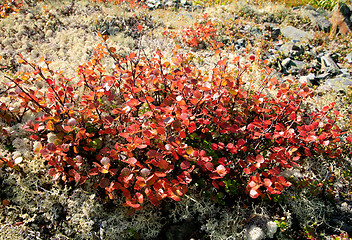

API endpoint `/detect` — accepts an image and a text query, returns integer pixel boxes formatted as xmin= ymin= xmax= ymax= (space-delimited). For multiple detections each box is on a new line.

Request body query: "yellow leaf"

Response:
xmin=73 ymin=146 xmax=79 ymax=154
xmin=46 ymin=120 xmax=55 ymax=131
xmin=185 ymin=146 xmax=193 ymax=155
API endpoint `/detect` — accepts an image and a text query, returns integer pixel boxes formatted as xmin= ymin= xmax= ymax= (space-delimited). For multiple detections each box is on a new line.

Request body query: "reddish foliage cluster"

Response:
xmin=0 ymin=0 xmax=23 ymax=18
xmin=164 ymin=13 xmax=224 ymax=50
xmin=1 ymin=33 xmax=351 ymax=209
xmin=90 ymin=0 xmax=146 ymax=8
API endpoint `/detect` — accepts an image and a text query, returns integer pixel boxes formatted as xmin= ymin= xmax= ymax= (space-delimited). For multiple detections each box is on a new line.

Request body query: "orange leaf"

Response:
xmin=2 ymin=199 xmax=9 ymax=207
xmin=137 ymin=24 xmax=143 ymax=32
xmin=135 ymin=192 xmax=143 ymax=204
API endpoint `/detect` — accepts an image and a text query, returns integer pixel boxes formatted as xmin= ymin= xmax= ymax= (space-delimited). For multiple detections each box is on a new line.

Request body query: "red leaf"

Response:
xmin=136 ymin=144 xmax=148 ymax=149
xmin=249 ymin=189 xmax=260 ymax=198
xmin=145 ymin=188 xmax=160 ymax=206
xmin=47 ymin=143 xmax=57 ymax=152
xmin=277 ymin=175 xmax=291 ymax=187
xmin=30 ymin=134 xmax=40 ymax=140
xmin=274 ymin=182 xmax=283 ymax=191
xmin=256 ymin=155 xmax=264 ymax=164
xmin=137 ymin=24 xmax=143 ymax=32
xmin=263 ymin=178 xmax=272 ymax=187
xmin=177 ymin=171 xmax=192 ymax=184
xmin=158 ymin=160 xmax=169 ymax=169
xmin=88 ymin=168 xmax=99 ymax=176
xmin=155 ymin=171 xmax=166 ymax=177
xmin=194 ymin=90 xmax=202 ymax=99
xmin=239 ymin=160 xmax=246 ymax=168
xmin=48 ymin=168 xmax=57 ymax=176
xmin=125 ymin=157 xmax=137 ymax=166
xmin=157 ymin=127 xmax=165 ymax=135
xmin=126 ymin=98 xmax=140 ymax=107
xmin=237 ymin=139 xmax=245 ymax=147
xmin=205 ymin=162 xmax=214 ymax=171
xmin=168 ymin=189 xmax=181 ymax=201
xmin=226 ymin=143 xmax=234 ymax=150
xmin=180 ymin=161 xmax=190 ymax=170
xmin=180 ymin=131 xmax=186 ymax=139
xmin=135 ymin=177 xmax=146 ymax=190
xmin=243 ymin=168 xmax=251 ymax=174
xmin=99 ymin=178 xmax=110 ymax=188
xmin=215 ymin=165 xmax=227 ymax=176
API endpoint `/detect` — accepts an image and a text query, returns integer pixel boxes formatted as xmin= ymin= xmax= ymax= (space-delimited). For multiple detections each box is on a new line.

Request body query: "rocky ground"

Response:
xmin=0 ymin=0 xmax=352 ymax=239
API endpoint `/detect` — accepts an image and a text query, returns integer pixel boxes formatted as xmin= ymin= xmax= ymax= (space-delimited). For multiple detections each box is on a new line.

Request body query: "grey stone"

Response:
xmin=299 ymin=73 xmax=315 ymax=84
xmin=292 ymin=60 xmax=305 ymax=70
xmin=302 ymin=7 xmax=331 ymax=32
xmin=340 ymin=68 xmax=351 ymax=77
xmin=323 ymin=76 xmax=352 ymax=92
xmin=304 ymin=4 xmax=316 ymax=11
xmin=346 ymin=52 xmax=352 ymax=63
xmin=315 ymin=72 xmax=331 ymax=81
xmin=321 ymin=54 xmax=340 ymax=70
xmin=164 ymin=0 xmax=174 ymax=7
xmin=280 ymin=26 xmax=313 ymax=42
xmin=279 ymin=42 xmax=303 ymax=57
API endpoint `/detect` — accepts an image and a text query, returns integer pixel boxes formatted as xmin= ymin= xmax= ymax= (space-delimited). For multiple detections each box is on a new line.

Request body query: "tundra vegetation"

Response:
xmin=0 ymin=0 xmax=352 ymax=239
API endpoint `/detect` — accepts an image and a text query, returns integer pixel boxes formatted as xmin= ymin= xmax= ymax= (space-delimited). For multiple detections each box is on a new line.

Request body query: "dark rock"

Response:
xmin=264 ymin=24 xmax=281 ymax=40
xmin=290 ymin=45 xmax=305 ymax=57
xmin=159 ymin=218 xmax=202 ymax=240
xmin=282 ymin=58 xmax=294 ymax=69
xmin=279 ymin=42 xmax=304 ymax=58
xmin=330 ymin=2 xmax=352 ymax=36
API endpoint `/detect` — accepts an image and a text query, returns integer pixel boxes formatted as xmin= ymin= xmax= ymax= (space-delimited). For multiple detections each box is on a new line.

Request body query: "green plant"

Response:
xmin=310 ymin=0 xmax=341 ymax=10
xmin=275 ymin=219 xmax=289 ymax=232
